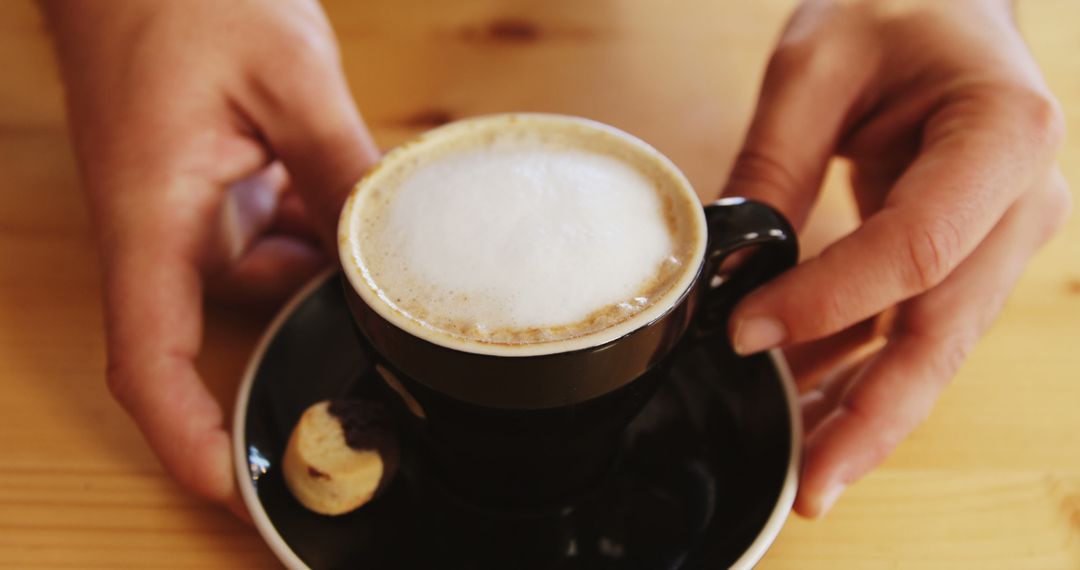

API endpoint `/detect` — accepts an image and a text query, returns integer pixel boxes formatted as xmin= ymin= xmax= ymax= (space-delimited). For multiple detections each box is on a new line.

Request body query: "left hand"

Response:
xmin=43 ymin=0 xmax=380 ymax=517
xmin=722 ymin=0 xmax=1071 ymax=517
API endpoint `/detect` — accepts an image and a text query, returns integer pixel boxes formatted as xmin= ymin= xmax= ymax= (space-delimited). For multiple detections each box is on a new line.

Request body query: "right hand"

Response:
xmin=720 ymin=0 xmax=1069 ymax=517
xmin=42 ymin=0 xmax=380 ymax=517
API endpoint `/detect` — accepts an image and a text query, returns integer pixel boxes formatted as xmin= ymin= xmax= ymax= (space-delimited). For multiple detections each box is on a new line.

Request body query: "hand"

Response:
xmin=43 ymin=0 xmax=379 ymax=516
xmin=722 ymin=0 xmax=1070 ymax=517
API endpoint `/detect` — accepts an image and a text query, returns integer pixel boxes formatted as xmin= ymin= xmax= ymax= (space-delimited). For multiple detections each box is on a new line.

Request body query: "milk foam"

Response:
xmin=344 ymin=116 xmax=704 ymax=350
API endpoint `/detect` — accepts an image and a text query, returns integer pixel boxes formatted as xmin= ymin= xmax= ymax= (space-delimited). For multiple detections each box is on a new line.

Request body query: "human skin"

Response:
xmin=723 ymin=0 xmax=1070 ymax=516
xmin=43 ymin=0 xmax=1068 ymax=521
xmin=42 ymin=0 xmax=380 ymax=517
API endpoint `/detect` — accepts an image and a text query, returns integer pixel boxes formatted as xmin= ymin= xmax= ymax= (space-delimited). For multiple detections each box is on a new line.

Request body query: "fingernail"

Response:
xmin=816 ymin=483 xmax=846 ymax=518
xmin=733 ymin=316 xmax=787 ymax=355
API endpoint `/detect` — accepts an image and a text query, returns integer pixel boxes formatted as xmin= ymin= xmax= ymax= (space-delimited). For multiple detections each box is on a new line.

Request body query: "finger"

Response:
xmin=800 ymin=350 xmax=878 ymax=434
xmin=721 ymin=12 xmax=878 ymax=228
xmin=103 ymin=244 xmax=238 ymax=506
xmin=239 ymin=29 xmax=380 ymax=243
xmin=795 ymin=169 xmax=1070 ymax=518
xmin=210 ymin=161 xmax=290 ymax=270
xmin=732 ymin=89 xmax=1065 ymax=355
xmin=269 ymin=190 xmax=325 ymax=245
xmin=206 ymin=235 xmax=328 ymax=308
xmin=783 ymin=315 xmax=883 ymax=389
xmin=219 ymin=168 xmax=325 ymax=251
xmin=227 ymin=498 xmax=253 ymax=525
xmin=849 ymin=155 xmax=909 ymax=220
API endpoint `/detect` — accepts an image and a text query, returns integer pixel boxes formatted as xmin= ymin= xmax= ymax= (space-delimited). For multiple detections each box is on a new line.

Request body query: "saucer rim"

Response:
xmin=233 ymin=269 xmax=334 ymax=570
xmin=232 ymin=269 xmax=801 ymax=570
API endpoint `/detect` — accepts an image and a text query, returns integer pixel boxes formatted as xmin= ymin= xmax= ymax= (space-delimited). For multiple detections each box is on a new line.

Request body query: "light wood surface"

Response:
xmin=2 ymin=0 xmax=1078 ymax=567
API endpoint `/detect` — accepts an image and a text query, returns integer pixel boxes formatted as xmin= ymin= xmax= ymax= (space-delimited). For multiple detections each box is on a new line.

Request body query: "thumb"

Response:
xmin=721 ymin=32 xmax=872 ymax=228
xmin=241 ymin=37 xmax=380 ymax=246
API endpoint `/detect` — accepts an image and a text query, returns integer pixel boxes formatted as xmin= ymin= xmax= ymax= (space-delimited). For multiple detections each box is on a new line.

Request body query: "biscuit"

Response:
xmin=282 ymin=400 xmax=397 ymax=516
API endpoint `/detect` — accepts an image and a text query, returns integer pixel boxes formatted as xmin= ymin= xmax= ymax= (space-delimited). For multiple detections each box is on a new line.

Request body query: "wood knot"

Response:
xmin=398 ymin=108 xmax=455 ymax=129
xmin=460 ymin=18 xmax=541 ymax=43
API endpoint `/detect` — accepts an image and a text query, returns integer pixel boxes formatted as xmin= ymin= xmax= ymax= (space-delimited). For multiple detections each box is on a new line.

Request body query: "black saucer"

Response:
xmin=234 ymin=271 xmax=800 ymax=569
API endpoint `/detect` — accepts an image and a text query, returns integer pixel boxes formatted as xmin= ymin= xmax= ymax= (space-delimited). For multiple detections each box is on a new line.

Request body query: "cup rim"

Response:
xmin=337 ymin=113 xmax=709 ymax=358
xmin=232 ymin=269 xmax=801 ymax=570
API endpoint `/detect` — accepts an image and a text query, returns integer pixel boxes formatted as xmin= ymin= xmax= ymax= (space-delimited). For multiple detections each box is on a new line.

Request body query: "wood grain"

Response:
xmin=1 ymin=0 xmax=1077 ymax=567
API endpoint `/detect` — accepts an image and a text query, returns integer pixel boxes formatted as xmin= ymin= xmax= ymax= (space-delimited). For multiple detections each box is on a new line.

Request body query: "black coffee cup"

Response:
xmin=338 ymin=115 xmax=797 ymax=509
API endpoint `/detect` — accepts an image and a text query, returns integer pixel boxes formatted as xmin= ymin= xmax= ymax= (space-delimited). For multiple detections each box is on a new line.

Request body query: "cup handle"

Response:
xmin=692 ymin=197 xmax=799 ymax=340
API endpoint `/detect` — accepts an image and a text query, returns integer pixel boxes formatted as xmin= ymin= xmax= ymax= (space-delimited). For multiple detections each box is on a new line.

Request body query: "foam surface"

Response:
xmin=346 ymin=120 xmax=702 ymax=348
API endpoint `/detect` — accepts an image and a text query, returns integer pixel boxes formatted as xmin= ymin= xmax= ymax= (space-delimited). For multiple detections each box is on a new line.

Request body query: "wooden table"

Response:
xmin=2 ymin=0 xmax=1077 ymax=567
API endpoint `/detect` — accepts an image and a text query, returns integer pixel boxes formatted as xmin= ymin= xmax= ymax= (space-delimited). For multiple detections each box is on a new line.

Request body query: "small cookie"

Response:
xmin=282 ymin=400 xmax=397 ymax=516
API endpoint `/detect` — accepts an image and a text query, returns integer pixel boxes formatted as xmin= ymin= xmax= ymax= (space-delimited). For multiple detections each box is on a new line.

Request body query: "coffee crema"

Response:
xmin=340 ymin=114 xmax=706 ymax=356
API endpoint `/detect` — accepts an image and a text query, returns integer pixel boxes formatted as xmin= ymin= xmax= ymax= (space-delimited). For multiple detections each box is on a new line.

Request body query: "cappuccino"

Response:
xmin=340 ymin=115 xmax=706 ymax=356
